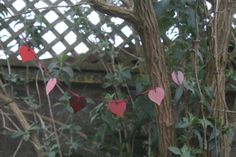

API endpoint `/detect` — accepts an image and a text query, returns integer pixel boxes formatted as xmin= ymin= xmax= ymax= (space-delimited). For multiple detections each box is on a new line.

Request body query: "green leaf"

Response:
xmin=176 ymin=120 xmax=190 ymax=128
xmin=209 ymin=128 xmax=220 ymax=141
xmin=22 ymin=133 xmax=30 ymax=141
xmin=186 ymin=7 xmax=196 ymax=28
xmin=86 ymin=97 xmax=96 ymax=105
xmin=65 ymin=104 xmax=74 ymax=113
xmin=102 ymin=82 xmax=112 ymax=88
xmin=28 ymin=124 xmax=42 ymax=132
xmin=200 ymin=119 xmax=214 ymax=129
xmin=48 ymin=62 xmax=58 ymax=72
xmin=174 ymin=87 xmax=184 ymax=105
xmin=193 ymin=129 xmax=203 ymax=149
xmin=168 ymin=147 xmax=181 ymax=155
xmin=153 ymin=0 xmax=171 ymax=15
xmin=11 ymin=131 xmax=25 ymax=139
xmin=48 ymin=151 xmax=56 ymax=157
xmin=62 ymin=66 xmax=74 ymax=78
xmin=181 ymin=145 xmax=192 ymax=157
xmin=204 ymin=86 xmax=214 ymax=98
xmin=70 ymin=142 xmax=79 ymax=150
xmin=59 ymin=92 xmax=71 ymax=101
xmin=183 ymin=81 xmax=195 ymax=94
xmin=193 ymin=49 xmax=204 ymax=63
xmin=121 ymin=70 xmax=131 ymax=80
xmin=51 ymin=144 xmax=59 ymax=150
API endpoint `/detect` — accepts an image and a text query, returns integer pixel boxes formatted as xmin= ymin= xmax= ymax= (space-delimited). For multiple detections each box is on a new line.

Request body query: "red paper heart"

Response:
xmin=148 ymin=87 xmax=165 ymax=106
xmin=108 ymin=100 xmax=126 ymax=117
xmin=171 ymin=71 xmax=184 ymax=85
xmin=46 ymin=78 xmax=57 ymax=95
xmin=18 ymin=45 xmax=36 ymax=63
xmin=69 ymin=95 xmax=86 ymax=113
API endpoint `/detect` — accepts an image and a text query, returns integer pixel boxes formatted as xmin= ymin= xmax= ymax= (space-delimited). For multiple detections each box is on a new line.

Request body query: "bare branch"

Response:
xmin=120 ymin=0 xmax=133 ymax=9
xmin=88 ymin=0 xmax=138 ymax=24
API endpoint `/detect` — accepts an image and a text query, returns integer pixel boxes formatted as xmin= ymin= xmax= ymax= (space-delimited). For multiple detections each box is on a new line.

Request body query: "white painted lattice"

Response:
xmin=0 ymin=0 xmax=136 ymax=61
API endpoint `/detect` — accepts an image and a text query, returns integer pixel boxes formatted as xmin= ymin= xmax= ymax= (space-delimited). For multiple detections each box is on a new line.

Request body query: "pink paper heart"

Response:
xmin=171 ymin=71 xmax=184 ymax=85
xmin=148 ymin=87 xmax=165 ymax=106
xmin=18 ymin=45 xmax=36 ymax=63
xmin=108 ymin=100 xmax=126 ymax=117
xmin=46 ymin=78 xmax=57 ymax=95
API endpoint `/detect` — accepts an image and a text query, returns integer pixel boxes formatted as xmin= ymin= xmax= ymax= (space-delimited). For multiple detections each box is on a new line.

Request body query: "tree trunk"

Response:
xmin=89 ymin=0 xmax=176 ymax=156
xmin=206 ymin=0 xmax=233 ymax=156
xmin=133 ymin=1 xmax=176 ymax=156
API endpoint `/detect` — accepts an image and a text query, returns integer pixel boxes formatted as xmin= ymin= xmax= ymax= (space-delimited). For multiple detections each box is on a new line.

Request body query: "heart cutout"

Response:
xmin=148 ymin=87 xmax=165 ymax=106
xmin=108 ymin=100 xmax=126 ymax=117
xmin=18 ymin=45 xmax=36 ymax=63
xmin=46 ymin=78 xmax=57 ymax=95
xmin=171 ymin=71 xmax=184 ymax=85
xmin=69 ymin=95 xmax=86 ymax=113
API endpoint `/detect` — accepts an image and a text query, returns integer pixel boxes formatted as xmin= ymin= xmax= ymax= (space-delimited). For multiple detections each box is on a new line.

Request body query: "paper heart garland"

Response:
xmin=171 ymin=71 xmax=184 ymax=85
xmin=108 ymin=100 xmax=126 ymax=117
xmin=46 ymin=78 xmax=57 ymax=95
xmin=69 ymin=95 xmax=86 ymax=113
xmin=18 ymin=45 xmax=36 ymax=63
xmin=148 ymin=87 xmax=165 ymax=106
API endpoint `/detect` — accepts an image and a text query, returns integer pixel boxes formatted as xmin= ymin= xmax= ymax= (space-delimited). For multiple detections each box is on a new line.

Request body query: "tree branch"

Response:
xmin=0 ymin=92 xmax=44 ymax=156
xmin=88 ymin=0 xmax=138 ymax=24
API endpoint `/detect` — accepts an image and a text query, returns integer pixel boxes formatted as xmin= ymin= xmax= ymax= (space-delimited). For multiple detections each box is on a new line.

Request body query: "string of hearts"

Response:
xmin=18 ymin=44 xmax=185 ymax=117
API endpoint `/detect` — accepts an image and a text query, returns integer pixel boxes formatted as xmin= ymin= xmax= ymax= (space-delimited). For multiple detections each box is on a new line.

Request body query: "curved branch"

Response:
xmin=88 ymin=0 xmax=138 ymax=24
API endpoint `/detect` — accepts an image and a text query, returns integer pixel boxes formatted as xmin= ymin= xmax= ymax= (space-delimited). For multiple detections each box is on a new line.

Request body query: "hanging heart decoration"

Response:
xmin=46 ymin=78 xmax=57 ymax=95
xmin=69 ymin=95 xmax=86 ymax=113
xmin=171 ymin=71 xmax=184 ymax=85
xmin=18 ymin=45 xmax=36 ymax=63
xmin=148 ymin=87 xmax=165 ymax=106
xmin=108 ymin=100 xmax=126 ymax=117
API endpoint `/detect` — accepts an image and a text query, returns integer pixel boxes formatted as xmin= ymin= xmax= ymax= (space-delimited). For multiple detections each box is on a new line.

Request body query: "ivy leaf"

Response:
xmin=168 ymin=147 xmax=181 ymax=155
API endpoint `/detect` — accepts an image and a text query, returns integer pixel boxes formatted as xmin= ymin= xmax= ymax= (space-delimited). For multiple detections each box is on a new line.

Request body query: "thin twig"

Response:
xmin=35 ymin=71 xmax=42 ymax=107
xmin=0 ymin=109 xmax=17 ymax=132
xmin=39 ymin=65 xmax=63 ymax=157
xmin=12 ymin=139 xmax=23 ymax=157
xmin=88 ymin=0 xmax=137 ymax=24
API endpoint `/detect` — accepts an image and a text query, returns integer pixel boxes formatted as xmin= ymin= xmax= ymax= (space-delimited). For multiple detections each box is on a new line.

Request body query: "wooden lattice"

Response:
xmin=0 ymin=0 xmax=136 ymax=61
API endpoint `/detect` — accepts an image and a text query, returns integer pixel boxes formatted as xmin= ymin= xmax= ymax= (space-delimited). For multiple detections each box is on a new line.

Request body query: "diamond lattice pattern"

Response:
xmin=0 ymin=0 xmax=135 ymax=60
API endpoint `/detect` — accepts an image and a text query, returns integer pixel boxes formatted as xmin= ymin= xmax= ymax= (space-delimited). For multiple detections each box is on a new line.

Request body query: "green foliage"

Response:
xmin=103 ymin=64 xmax=132 ymax=88
xmin=47 ymin=54 xmax=74 ymax=85
xmin=54 ymin=92 xmax=74 ymax=113
xmin=169 ymin=144 xmax=201 ymax=157
xmin=11 ymin=123 xmax=42 ymax=141
xmin=22 ymin=96 xmax=40 ymax=110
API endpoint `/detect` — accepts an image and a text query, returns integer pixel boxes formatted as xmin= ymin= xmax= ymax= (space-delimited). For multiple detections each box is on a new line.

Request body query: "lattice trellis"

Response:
xmin=0 ymin=0 xmax=136 ymax=61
